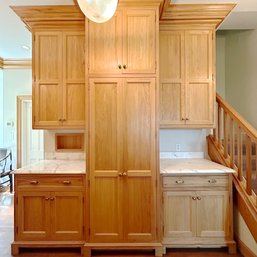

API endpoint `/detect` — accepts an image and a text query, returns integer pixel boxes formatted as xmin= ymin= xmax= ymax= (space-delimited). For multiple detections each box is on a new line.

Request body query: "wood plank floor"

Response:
xmin=0 ymin=191 xmax=244 ymax=257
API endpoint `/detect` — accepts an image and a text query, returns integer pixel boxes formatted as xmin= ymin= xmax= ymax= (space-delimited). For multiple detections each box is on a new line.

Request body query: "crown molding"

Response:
xmin=160 ymin=1 xmax=236 ymax=28
xmin=11 ymin=5 xmax=85 ymax=31
xmin=0 ymin=58 xmax=32 ymax=69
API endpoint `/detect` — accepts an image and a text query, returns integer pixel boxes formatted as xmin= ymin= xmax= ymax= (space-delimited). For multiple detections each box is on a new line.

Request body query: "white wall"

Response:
xmin=224 ymin=29 xmax=257 ymax=129
xmin=160 ymin=129 xmax=210 ymax=157
xmin=216 ymin=31 xmax=226 ymax=99
xmin=0 ymin=69 xmax=3 ymax=147
xmin=2 ymin=68 xmax=32 ymax=167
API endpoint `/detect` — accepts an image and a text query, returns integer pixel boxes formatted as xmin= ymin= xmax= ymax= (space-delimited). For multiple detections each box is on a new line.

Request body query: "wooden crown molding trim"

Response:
xmin=160 ymin=1 xmax=236 ymax=28
xmin=0 ymin=57 xmax=3 ymax=69
xmin=0 ymin=59 xmax=32 ymax=69
xmin=11 ymin=5 xmax=85 ymax=31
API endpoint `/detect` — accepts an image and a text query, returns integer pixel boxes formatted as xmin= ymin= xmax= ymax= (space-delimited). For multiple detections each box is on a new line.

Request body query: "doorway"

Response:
xmin=17 ymin=96 xmax=44 ymax=168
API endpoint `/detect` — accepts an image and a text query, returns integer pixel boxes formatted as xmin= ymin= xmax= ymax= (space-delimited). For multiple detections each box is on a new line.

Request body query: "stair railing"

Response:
xmin=212 ymin=93 xmax=257 ymax=208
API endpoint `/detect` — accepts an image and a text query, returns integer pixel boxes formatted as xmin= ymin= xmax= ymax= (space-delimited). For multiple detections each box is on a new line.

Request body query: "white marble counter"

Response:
xmin=14 ymin=160 xmax=85 ymax=174
xmin=160 ymin=158 xmax=235 ymax=175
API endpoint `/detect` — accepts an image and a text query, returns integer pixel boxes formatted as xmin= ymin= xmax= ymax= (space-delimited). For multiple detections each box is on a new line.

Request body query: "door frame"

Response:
xmin=16 ymin=95 xmax=32 ymax=169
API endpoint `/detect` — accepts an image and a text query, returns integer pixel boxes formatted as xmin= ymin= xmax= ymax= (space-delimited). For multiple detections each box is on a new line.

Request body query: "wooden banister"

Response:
xmin=208 ymin=93 xmax=257 ymax=242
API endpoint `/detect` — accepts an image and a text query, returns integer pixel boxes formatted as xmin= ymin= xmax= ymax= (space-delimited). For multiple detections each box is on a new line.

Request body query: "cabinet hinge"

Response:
xmin=155 ymin=61 xmax=157 ymax=71
xmin=212 ymin=74 xmax=214 ymax=82
xmin=33 ymin=75 xmax=36 ymax=82
xmin=87 ymin=180 xmax=90 ymax=188
xmin=16 ymin=197 xmax=18 ymax=205
xmin=33 ymin=34 xmax=35 ymax=42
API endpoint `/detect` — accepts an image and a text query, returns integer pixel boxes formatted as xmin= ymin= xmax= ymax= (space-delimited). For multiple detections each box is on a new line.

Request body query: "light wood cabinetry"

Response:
xmin=12 ymin=174 xmax=85 ymax=255
xmin=162 ymin=174 xmax=234 ymax=250
xmin=88 ymin=78 xmax=157 ymax=243
xmin=87 ymin=8 xmax=157 ymax=75
xmin=33 ymin=30 xmax=85 ymax=129
xmin=159 ymin=26 xmax=215 ymax=128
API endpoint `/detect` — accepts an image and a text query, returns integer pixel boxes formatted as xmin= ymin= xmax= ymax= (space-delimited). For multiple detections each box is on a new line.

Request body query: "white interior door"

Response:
xmin=21 ymin=100 xmax=44 ymax=167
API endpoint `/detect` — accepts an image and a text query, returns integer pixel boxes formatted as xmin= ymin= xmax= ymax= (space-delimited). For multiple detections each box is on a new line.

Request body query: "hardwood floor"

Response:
xmin=0 ymin=191 xmax=244 ymax=257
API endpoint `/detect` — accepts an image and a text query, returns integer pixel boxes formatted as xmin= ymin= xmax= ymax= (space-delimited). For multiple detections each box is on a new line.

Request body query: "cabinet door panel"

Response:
xmin=89 ymin=79 xmax=123 ymax=242
xmin=123 ymin=10 xmax=156 ymax=74
xmin=17 ymin=192 xmax=50 ymax=241
xmin=196 ymin=191 xmax=228 ymax=238
xmin=123 ymin=78 xmax=156 ymax=241
xmin=34 ymin=83 xmax=62 ymax=127
xmin=185 ymin=82 xmax=213 ymax=125
xmin=163 ymin=191 xmax=196 ymax=240
xmin=124 ymin=175 xmax=155 ymax=241
xmin=160 ymin=82 xmax=184 ymax=126
xmin=51 ymin=192 xmax=83 ymax=240
xmin=88 ymin=12 xmax=122 ymax=74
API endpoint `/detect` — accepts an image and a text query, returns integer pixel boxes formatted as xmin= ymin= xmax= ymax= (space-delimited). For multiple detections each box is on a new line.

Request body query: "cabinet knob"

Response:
xmin=208 ymin=179 xmax=217 ymax=184
xmin=118 ymin=172 xmax=123 ymax=176
xmin=123 ymin=65 xmax=127 ymax=69
xmin=59 ymin=118 xmax=63 ymax=122
xmin=50 ymin=197 xmax=55 ymax=201
xmin=63 ymin=181 xmax=71 ymax=185
xmin=185 ymin=118 xmax=189 ymax=121
xmin=45 ymin=197 xmax=50 ymax=201
xmin=30 ymin=180 xmax=39 ymax=185
xmin=118 ymin=65 xmax=122 ymax=69
xmin=122 ymin=172 xmax=127 ymax=176
xmin=181 ymin=118 xmax=185 ymax=121
xmin=175 ymin=179 xmax=184 ymax=184
xmin=197 ymin=196 xmax=201 ymax=200
xmin=192 ymin=196 xmax=197 ymax=200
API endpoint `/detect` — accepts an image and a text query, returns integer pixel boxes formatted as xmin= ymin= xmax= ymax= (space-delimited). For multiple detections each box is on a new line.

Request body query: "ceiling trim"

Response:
xmin=160 ymin=1 xmax=236 ymax=28
xmin=0 ymin=58 xmax=32 ymax=69
xmin=11 ymin=5 xmax=85 ymax=31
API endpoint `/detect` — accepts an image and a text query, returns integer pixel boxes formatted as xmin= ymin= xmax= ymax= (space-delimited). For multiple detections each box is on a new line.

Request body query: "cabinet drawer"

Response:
xmin=16 ymin=175 xmax=84 ymax=189
xmin=163 ymin=175 xmax=228 ymax=188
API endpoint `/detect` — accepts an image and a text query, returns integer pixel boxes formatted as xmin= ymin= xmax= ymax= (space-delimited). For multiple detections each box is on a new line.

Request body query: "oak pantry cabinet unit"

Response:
xmin=85 ymin=0 xmax=162 ymax=255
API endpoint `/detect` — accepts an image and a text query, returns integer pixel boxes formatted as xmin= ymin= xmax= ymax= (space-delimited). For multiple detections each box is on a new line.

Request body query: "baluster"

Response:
xmin=246 ymin=135 xmax=252 ymax=195
xmin=237 ymin=126 xmax=243 ymax=181
xmin=230 ymin=117 xmax=234 ymax=168
xmin=218 ymin=105 xmax=221 ymax=147
xmin=224 ymin=111 xmax=228 ymax=158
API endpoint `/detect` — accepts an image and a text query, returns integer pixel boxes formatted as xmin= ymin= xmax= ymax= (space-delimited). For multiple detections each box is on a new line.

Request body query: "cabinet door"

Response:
xmin=163 ymin=191 xmax=196 ymax=242
xmin=62 ymin=31 xmax=85 ymax=128
xmin=88 ymin=11 xmax=122 ymax=75
xmin=33 ymin=31 xmax=63 ymax=128
xmin=196 ymin=191 xmax=228 ymax=238
xmin=51 ymin=192 xmax=83 ymax=240
xmin=123 ymin=78 xmax=156 ymax=242
xmin=159 ymin=30 xmax=185 ymax=126
xmin=17 ymin=192 xmax=50 ymax=241
xmin=185 ymin=30 xmax=214 ymax=126
xmin=123 ymin=9 xmax=156 ymax=74
xmin=89 ymin=78 xmax=123 ymax=242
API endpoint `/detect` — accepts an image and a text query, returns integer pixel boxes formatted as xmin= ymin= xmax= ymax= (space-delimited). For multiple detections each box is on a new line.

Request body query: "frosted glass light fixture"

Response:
xmin=77 ymin=0 xmax=118 ymax=23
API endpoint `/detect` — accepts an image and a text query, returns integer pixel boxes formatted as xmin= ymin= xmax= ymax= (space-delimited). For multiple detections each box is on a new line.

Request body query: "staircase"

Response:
xmin=207 ymin=93 xmax=257 ymax=242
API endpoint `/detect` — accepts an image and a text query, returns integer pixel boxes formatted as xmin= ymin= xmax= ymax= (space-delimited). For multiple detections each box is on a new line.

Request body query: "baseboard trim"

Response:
xmin=237 ymin=238 xmax=257 ymax=257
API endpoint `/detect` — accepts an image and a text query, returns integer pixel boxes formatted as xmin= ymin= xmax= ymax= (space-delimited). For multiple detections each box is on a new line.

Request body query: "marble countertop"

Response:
xmin=14 ymin=160 xmax=85 ymax=174
xmin=160 ymin=158 xmax=235 ymax=175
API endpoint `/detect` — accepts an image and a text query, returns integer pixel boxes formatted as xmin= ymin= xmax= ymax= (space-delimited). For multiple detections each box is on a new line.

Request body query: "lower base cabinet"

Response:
xmin=162 ymin=174 xmax=236 ymax=253
xmin=12 ymin=174 xmax=85 ymax=255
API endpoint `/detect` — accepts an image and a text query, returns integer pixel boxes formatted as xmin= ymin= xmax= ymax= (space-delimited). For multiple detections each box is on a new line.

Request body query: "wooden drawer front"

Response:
xmin=163 ymin=175 xmax=228 ymax=188
xmin=16 ymin=176 xmax=84 ymax=188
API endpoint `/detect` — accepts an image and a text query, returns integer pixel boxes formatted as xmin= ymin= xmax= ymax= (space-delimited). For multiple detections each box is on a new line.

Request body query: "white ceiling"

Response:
xmin=1 ymin=0 xmax=257 ymax=59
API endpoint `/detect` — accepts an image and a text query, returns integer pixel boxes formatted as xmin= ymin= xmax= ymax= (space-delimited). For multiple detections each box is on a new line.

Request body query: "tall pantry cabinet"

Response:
xmin=85 ymin=1 xmax=162 ymax=255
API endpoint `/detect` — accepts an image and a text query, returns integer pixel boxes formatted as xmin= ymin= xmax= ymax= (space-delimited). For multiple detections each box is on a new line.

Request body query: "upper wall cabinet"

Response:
xmin=159 ymin=27 xmax=215 ymax=128
xmin=33 ymin=30 xmax=85 ymax=129
xmin=87 ymin=8 xmax=157 ymax=75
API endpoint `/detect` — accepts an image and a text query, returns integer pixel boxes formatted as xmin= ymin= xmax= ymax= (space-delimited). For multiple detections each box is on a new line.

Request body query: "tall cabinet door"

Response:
xmin=159 ymin=30 xmax=185 ymax=126
xmin=33 ymin=31 xmax=63 ymax=128
xmin=123 ymin=10 xmax=156 ymax=74
xmin=123 ymin=78 xmax=157 ymax=242
xmin=89 ymin=78 xmax=123 ymax=242
xmin=185 ymin=30 xmax=214 ymax=126
xmin=62 ymin=31 xmax=85 ymax=127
